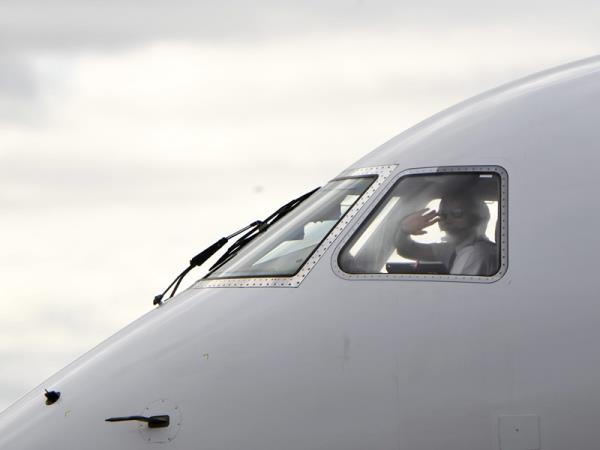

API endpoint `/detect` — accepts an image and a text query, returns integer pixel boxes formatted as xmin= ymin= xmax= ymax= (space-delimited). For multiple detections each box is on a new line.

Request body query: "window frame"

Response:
xmin=333 ymin=165 xmax=508 ymax=283
xmin=193 ymin=165 xmax=397 ymax=289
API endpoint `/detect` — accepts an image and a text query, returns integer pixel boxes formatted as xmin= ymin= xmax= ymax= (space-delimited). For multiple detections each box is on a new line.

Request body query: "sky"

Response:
xmin=1 ymin=0 xmax=599 ymax=411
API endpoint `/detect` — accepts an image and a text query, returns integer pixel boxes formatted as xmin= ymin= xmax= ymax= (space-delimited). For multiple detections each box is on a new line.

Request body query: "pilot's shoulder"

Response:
xmin=470 ymin=239 xmax=497 ymax=254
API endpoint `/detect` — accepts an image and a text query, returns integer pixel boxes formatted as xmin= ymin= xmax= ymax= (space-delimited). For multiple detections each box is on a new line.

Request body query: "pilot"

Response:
xmin=395 ymin=190 xmax=497 ymax=275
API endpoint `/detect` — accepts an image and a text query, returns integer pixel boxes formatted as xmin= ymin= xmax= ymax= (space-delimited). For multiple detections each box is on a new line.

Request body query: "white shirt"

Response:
xmin=431 ymin=236 xmax=498 ymax=276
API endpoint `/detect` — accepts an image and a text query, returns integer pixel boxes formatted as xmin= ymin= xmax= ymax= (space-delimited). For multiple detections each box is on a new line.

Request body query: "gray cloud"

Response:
xmin=0 ymin=0 xmax=599 ymax=52
xmin=0 ymin=152 xmax=335 ymax=211
xmin=0 ymin=0 xmax=598 ymax=126
xmin=0 ymin=53 xmax=36 ymax=98
xmin=0 ymin=52 xmax=41 ymax=123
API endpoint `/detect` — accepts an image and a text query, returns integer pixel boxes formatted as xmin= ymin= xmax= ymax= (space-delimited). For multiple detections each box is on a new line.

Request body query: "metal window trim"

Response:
xmin=192 ymin=165 xmax=398 ymax=289
xmin=331 ymin=165 xmax=509 ymax=284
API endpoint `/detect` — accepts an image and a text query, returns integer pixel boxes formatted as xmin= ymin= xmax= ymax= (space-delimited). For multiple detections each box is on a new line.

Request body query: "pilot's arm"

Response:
xmin=395 ymin=209 xmax=439 ymax=262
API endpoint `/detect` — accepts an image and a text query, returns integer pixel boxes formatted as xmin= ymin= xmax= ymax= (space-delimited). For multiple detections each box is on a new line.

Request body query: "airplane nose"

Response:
xmin=0 ymin=289 xmax=206 ymax=449
xmin=0 ymin=389 xmax=59 ymax=449
xmin=0 ymin=387 xmax=186 ymax=449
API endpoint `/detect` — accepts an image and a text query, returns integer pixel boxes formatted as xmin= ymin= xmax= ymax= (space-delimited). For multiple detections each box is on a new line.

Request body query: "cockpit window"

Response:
xmin=338 ymin=170 xmax=505 ymax=277
xmin=207 ymin=177 xmax=375 ymax=279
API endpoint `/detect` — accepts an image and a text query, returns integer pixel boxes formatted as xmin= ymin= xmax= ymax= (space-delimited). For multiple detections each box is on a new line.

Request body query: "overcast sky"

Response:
xmin=1 ymin=1 xmax=599 ymax=411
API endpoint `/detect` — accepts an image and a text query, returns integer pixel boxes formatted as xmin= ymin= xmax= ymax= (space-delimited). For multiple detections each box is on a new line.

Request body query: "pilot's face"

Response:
xmin=438 ymin=198 xmax=472 ymax=235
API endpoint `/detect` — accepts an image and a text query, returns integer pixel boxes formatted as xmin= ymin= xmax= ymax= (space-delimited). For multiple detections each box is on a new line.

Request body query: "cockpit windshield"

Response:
xmin=206 ymin=177 xmax=374 ymax=279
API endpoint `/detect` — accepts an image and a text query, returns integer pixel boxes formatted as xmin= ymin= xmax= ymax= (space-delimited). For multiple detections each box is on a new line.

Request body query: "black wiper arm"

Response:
xmin=208 ymin=187 xmax=320 ymax=274
xmin=153 ymin=187 xmax=319 ymax=306
xmin=152 ymin=221 xmax=260 ymax=305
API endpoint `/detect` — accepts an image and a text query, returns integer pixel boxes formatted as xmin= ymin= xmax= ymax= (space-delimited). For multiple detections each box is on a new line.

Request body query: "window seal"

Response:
xmin=332 ymin=165 xmax=509 ymax=284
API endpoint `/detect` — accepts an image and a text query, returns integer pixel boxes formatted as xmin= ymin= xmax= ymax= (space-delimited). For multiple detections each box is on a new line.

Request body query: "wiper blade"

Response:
xmin=208 ymin=187 xmax=320 ymax=274
xmin=153 ymin=187 xmax=319 ymax=306
xmin=152 ymin=221 xmax=260 ymax=305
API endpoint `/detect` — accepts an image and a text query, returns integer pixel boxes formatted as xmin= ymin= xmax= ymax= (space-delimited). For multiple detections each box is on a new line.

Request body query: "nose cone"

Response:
xmin=0 ymin=288 xmax=211 ymax=449
xmin=0 ymin=362 xmax=129 ymax=449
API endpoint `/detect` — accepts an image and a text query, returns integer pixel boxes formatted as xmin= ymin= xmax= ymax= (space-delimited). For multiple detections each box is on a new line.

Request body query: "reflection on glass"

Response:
xmin=207 ymin=177 xmax=374 ymax=278
xmin=339 ymin=172 xmax=501 ymax=276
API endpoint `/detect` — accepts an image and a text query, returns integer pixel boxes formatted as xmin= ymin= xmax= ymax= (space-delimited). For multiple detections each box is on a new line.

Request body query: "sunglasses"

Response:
xmin=438 ymin=208 xmax=464 ymax=219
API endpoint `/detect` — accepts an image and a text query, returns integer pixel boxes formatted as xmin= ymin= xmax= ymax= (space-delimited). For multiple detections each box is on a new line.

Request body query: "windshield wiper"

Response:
xmin=153 ymin=187 xmax=319 ymax=306
xmin=207 ymin=187 xmax=320 ymax=274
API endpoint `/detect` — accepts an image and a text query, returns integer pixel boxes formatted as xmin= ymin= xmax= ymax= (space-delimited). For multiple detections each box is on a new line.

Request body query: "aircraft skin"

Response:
xmin=2 ymin=56 xmax=600 ymax=450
